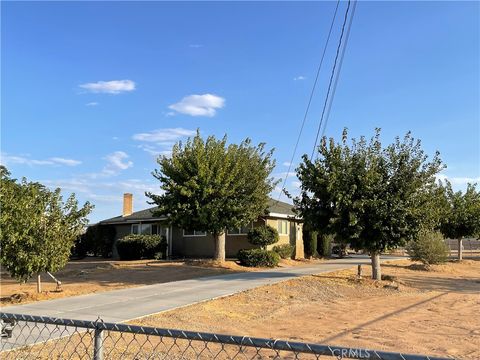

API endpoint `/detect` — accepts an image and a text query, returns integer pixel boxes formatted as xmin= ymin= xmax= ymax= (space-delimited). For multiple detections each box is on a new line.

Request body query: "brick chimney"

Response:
xmin=123 ymin=193 xmax=133 ymax=217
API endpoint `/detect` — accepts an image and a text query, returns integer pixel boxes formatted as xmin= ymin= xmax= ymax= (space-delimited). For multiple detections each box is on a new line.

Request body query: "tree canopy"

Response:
xmin=147 ymin=131 xmax=277 ymax=261
xmin=0 ymin=166 xmax=93 ymax=282
xmin=294 ymin=129 xmax=444 ymax=279
xmin=439 ymin=181 xmax=480 ymax=260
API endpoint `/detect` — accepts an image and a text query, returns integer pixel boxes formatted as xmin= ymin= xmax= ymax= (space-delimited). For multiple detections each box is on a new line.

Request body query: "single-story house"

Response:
xmin=98 ymin=193 xmax=304 ymax=259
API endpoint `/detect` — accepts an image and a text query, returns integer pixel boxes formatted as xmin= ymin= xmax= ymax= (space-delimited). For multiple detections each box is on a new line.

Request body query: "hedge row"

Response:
xmin=116 ymin=234 xmax=167 ymax=260
xmin=237 ymin=249 xmax=280 ymax=267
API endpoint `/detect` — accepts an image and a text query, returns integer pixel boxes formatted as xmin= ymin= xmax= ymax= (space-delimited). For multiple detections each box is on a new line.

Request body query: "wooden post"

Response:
xmin=36 ymin=274 xmax=41 ymax=293
xmin=458 ymin=238 xmax=463 ymax=261
xmin=357 ymin=264 xmax=362 ymax=279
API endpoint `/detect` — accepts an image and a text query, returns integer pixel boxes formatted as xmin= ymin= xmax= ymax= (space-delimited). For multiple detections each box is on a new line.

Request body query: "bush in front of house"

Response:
xmin=406 ymin=231 xmax=449 ymax=268
xmin=116 ymin=234 xmax=167 ymax=260
xmin=272 ymin=244 xmax=294 ymax=259
xmin=318 ymin=234 xmax=333 ymax=257
xmin=237 ymin=249 xmax=280 ymax=267
xmin=303 ymin=228 xmax=319 ymax=258
xmin=72 ymin=224 xmax=116 ymax=258
xmin=247 ymin=225 xmax=279 ymax=249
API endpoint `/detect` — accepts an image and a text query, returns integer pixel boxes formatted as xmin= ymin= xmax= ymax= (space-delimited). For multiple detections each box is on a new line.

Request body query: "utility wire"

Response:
xmin=318 ymin=0 xmax=357 ymax=144
xmin=310 ymin=0 xmax=355 ymax=160
xmin=277 ymin=0 xmax=340 ymax=202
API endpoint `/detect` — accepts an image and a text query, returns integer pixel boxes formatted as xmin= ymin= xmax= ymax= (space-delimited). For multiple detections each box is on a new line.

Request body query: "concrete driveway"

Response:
xmin=1 ymin=255 xmax=403 ymax=323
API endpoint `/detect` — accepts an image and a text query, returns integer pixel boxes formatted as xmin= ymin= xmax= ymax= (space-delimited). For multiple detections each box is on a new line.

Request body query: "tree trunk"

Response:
xmin=37 ymin=274 xmax=42 ymax=293
xmin=370 ymin=252 xmax=381 ymax=280
xmin=214 ymin=232 xmax=226 ymax=262
xmin=458 ymin=238 xmax=463 ymax=261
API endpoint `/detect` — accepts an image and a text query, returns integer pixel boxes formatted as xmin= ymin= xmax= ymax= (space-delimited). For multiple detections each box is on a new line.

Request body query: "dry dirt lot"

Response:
xmin=0 ymin=257 xmax=315 ymax=306
xmin=131 ymin=259 xmax=480 ymax=359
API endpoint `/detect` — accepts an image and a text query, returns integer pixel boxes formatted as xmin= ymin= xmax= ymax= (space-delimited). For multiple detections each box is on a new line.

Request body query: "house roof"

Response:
xmin=99 ymin=198 xmax=298 ymax=225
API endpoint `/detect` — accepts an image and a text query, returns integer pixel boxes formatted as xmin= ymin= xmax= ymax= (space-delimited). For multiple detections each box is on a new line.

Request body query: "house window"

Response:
xmin=140 ymin=224 xmax=152 ymax=235
xmin=227 ymin=223 xmax=252 ymax=235
xmin=277 ymin=220 xmax=289 ymax=235
xmin=131 ymin=224 xmax=139 ymax=234
xmin=131 ymin=223 xmax=166 ymax=235
xmin=183 ymin=230 xmax=206 ymax=237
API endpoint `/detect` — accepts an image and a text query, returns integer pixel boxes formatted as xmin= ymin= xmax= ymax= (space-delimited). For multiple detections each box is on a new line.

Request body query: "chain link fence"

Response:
xmin=1 ymin=312 xmax=450 ymax=360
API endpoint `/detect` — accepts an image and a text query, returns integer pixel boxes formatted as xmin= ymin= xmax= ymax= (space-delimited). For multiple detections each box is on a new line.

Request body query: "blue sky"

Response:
xmin=2 ymin=1 xmax=479 ymax=223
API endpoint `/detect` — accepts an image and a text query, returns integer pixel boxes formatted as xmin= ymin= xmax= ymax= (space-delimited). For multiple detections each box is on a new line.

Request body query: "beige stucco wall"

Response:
xmin=263 ymin=218 xmax=304 ymax=259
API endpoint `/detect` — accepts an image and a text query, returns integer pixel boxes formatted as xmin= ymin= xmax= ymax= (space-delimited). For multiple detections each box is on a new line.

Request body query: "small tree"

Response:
xmin=295 ymin=129 xmax=444 ymax=280
xmin=147 ymin=131 xmax=277 ymax=262
xmin=439 ymin=181 xmax=480 ymax=260
xmin=247 ymin=225 xmax=279 ymax=249
xmin=0 ymin=166 xmax=93 ymax=289
xmin=406 ymin=230 xmax=449 ymax=268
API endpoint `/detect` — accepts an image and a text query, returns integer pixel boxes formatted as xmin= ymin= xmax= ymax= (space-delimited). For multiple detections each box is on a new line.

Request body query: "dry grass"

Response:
xmin=3 ymin=259 xmax=478 ymax=359
xmin=0 ymin=257 xmax=319 ymax=306
xmin=131 ymin=259 xmax=480 ymax=359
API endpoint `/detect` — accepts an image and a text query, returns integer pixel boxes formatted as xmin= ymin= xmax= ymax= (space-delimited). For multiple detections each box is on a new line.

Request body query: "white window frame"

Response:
xmin=277 ymin=220 xmax=289 ymax=235
xmin=183 ymin=229 xmax=207 ymax=237
xmin=131 ymin=223 xmax=163 ymax=235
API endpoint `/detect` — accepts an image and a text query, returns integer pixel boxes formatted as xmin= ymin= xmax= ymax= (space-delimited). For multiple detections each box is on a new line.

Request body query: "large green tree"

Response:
xmin=0 ymin=166 xmax=93 ymax=287
xmin=146 ymin=132 xmax=277 ymax=262
xmin=295 ymin=129 xmax=443 ymax=279
xmin=439 ymin=181 xmax=480 ymax=260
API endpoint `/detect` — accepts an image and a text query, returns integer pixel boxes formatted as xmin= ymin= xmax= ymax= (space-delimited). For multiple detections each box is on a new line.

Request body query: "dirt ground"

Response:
xmin=0 ymin=257 xmax=317 ymax=306
xmin=131 ymin=259 xmax=480 ymax=359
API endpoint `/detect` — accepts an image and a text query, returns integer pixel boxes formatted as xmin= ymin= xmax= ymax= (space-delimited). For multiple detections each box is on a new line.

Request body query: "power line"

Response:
xmin=319 ymin=0 xmax=357 ymax=143
xmin=310 ymin=0 xmax=356 ymax=160
xmin=277 ymin=0 xmax=340 ymax=202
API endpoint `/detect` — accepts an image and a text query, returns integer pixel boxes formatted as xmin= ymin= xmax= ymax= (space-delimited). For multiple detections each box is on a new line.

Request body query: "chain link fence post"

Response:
xmin=93 ymin=319 xmax=104 ymax=360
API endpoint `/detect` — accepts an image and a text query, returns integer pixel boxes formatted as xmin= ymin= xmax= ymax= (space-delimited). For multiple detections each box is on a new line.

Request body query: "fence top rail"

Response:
xmin=0 ymin=312 xmax=452 ymax=360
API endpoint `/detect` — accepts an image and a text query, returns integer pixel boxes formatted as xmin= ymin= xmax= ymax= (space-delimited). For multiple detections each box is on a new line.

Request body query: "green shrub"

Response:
xmin=72 ymin=224 xmax=116 ymax=258
xmin=406 ymin=231 xmax=449 ymax=267
xmin=247 ymin=225 xmax=279 ymax=249
xmin=272 ymin=244 xmax=294 ymax=259
xmin=303 ymin=229 xmax=318 ymax=258
xmin=116 ymin=234 xmax=167 ymax=260
xmin=237 ymin=249 xmax=280 ymax=267
xmin=318 ymin=234 xmax=332 ymax=257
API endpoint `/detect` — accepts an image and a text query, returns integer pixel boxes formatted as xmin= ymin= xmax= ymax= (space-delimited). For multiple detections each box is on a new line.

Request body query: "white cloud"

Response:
xmin=137 ymin=145 xmax=172 ymax=157
xmin=168 ymin=94 xmax=225 ymax=117
xmin=133 ymin=128 xmax=195 ymax=158
xmin=105 ymin=151 xmax=133 ymax=170
xmin=283 ymin=161 xmax=292 ymax=167
xmin=49 ymin=157 xmax=82 ymax=166
xmin=86 ymin=102 xmax=99 ymax=106
xmin=85 ymin=151 xmax=133 ymax=178
xmin=436 ymin=174 xmax=480 ymax=187
xmin=276 ymin=171 xmax=296 ymax=178
xmin=79 ymin=80 xmax=136 ymax=94
xmin=1 ymin=153 xmax=81 ymax=167
xmin=133 ymin=128 xmax=196 ymax=142
xmin=294 ymin=76 xmax=306 ymax=81
xmin=189 ymin=44 xmax=203 ymax=48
